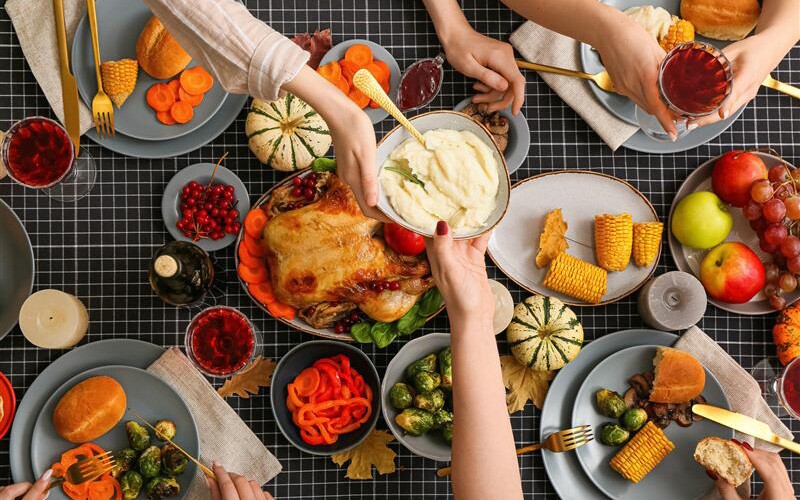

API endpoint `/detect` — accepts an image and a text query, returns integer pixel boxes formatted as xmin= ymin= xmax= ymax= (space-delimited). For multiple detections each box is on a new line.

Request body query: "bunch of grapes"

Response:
xmin=743 ymin=163 xmax=800 ymax=309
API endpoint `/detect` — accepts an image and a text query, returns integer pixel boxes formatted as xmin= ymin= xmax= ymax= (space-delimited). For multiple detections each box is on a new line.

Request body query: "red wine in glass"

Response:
xmin=660 ymin=43 xmax=732 ymax=115
xmin=777 ymin=356 xmax=800 ymax=419
xmin=186 ymin=306 xmax=259 ymax=376
xmin=4 ymin=117 xmax=73 ymax=188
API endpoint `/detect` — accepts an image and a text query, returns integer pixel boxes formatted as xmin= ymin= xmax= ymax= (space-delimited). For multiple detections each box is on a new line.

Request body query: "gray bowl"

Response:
xmin=382 ymin=332 xmax=451 ymax=461
xmin=0 ymin=199 xmax=33 ymax=340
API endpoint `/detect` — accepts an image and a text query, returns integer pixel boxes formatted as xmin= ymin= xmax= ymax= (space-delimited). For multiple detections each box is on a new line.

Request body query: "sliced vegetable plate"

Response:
xmin=488 ymin=170 xmax=660 ymax=306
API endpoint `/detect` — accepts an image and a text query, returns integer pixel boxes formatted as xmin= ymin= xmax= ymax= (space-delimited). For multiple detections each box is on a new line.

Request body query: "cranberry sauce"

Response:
xmin=397 ymin=58 xmax=443 ymax=111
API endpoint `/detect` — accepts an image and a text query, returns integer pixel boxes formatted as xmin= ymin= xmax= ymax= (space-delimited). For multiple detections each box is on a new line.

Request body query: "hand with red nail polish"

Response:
xmin=711 ymin=445 xmax=795 ymax=500
xmin=206 ymin=463 xmax=274 ymax=500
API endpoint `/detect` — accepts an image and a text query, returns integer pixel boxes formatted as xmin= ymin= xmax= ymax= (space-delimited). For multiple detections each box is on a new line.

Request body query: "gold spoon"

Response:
xmin=351 ymin=69 xmax=426 ymax=146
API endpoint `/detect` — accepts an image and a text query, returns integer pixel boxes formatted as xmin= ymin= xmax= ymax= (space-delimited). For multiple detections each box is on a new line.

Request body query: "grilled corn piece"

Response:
xmin=543 ymin=253 xmax=607 ymax=304
xmin=595 ymin=213 xmax=633 ymax=272
xmin=101 ymin=58 xmax=139 ymax=108
xmin=632 ymin=222 xmax=664 ymax=267
xmin=659 ymin=18 xmax=695 ymax=52
xmin=610 ymin=422 xmax=675 ymax=483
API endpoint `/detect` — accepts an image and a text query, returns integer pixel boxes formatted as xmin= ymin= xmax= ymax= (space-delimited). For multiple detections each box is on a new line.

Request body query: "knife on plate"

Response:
xmin=692 ymin=404 xmax=800 ymax=454
xmin=52 ymin=0 xmax=81 ymax=157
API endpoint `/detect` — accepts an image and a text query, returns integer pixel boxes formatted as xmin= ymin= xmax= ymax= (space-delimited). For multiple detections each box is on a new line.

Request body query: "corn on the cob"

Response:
xmin=543 ymin=253 xmax=607 ymax=304
xmin=632 ymin=222 xmax=664 ymax=267
xmin=535 ymin=208 xmax=569 ymax=269
xmin=610 ymin=422 xmax=675 ymax=483
xmin=101 ymin=59 xmax=139 ymax=108
xmin=659 ymin=18 xmax=695 ymax=52
xmin=595 ymin=213 xmax=633 ymax=272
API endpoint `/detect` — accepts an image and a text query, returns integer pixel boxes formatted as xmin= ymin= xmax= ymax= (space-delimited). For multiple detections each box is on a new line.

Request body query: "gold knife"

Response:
xmin=52 ymin=0 xmax=80 ymax=157
xmin=763 ymin=75 xmax=800 ymax=101
xmin=692 ymin=404 xmax=800 ymax=454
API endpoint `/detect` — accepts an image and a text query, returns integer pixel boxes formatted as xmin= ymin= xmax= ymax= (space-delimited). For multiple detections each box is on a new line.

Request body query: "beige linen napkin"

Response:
xmin=148 ymin=348 xmax=282 ymax=498
xmin=675 ymin=326 xmax=795 ymax=499
xmin=509 ymin=21 xmax=638 ymax=151
xmin=6 ymin=0 xmax=94 ymax=135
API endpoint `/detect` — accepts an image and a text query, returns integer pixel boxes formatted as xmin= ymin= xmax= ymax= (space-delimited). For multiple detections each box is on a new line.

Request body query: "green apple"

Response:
xmin=671 ymin=191 xmax=733 ymax=249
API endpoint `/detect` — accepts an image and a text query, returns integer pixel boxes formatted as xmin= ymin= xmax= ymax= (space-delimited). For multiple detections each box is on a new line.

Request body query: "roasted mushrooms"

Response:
xmin=459 ymin=103 xmax=510 ymax=154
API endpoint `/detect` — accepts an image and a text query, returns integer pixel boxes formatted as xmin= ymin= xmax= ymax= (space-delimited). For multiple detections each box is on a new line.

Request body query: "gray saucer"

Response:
xmin=0 ymin=199 xmax=33 ymax=341
xmin=454 ymin=97 xmax=530 ymax=174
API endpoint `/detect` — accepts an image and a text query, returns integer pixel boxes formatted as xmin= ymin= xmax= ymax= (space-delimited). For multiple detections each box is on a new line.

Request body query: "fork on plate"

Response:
xmin=48 ymin=451 xmax=117 ymax=490
xmin=86 ymin=0 xmax=115 ymax=136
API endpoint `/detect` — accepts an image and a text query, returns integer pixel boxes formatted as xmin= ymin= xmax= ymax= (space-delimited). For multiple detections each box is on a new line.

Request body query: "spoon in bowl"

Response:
xmin=352 ymin=69 xmax=426 ymax=147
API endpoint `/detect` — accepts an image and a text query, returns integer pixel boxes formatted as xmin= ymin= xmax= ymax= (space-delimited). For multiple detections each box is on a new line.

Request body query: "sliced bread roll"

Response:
xmin=694 ymin=437 xmax=753 ymax=487
xmin=650 ymin=347 xmax=705 ymax=403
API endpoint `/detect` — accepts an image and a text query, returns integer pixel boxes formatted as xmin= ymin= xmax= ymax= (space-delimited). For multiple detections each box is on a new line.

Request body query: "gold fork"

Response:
xmin=86 ymin=0 xmax=115 ymax=136
xmin=516 ymin=60 xmax=616 ymax=93
xmin=351 ymin=69 xmax=426 ymax=146
xmin=436 ymin=424 xmax=593 ymax=477
xmin=47 ymin=451 xmax=116 ymax=490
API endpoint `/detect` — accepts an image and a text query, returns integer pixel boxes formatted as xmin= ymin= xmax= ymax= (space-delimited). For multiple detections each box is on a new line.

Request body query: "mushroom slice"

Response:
xmin=690 ymin=395 xmax=707 ymax=421
xmin=623 ymin=387 xmax=641 ymax=409
xmin=629 ymin=374 xmax=650 ymax=398
xmin=673 ymin=403 xmax=694 ymax=427
xmin=487 ymin=114 xmax=510 ymax=135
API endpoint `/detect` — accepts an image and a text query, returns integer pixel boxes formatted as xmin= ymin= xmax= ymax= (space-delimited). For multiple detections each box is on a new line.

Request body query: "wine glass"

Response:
xmin=636 ymin=42 xmax=734 ymax=142
xmin=1 ymin=116 xmax=97 ymax=202
xmin=752 ymin=356 xmax=800 ymax=419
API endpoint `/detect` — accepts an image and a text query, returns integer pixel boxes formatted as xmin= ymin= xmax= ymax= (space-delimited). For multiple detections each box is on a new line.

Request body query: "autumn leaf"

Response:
xmin=500 ymin=355 xmax=554 ymax=413
xmin=217 ymin=356 xmax=276 ymax=398
xmin=331 ymin=429 xmax=397 ymax=480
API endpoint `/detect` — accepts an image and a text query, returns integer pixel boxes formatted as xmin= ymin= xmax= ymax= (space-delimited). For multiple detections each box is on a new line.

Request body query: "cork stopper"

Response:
xmin=154 ymin=255 xmax=179 ymax=278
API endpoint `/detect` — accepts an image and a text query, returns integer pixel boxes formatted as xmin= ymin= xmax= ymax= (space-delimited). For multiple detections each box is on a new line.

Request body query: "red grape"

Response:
xmin=765 ymin=282 xmax=782 ymax=298
xmin=765 ymin=262 xmax=781 ymax=282
xmin=751 ymin=179 xmax=774 ymax=203
xmin=782 ymin=236 xmax=800 ymax=258
xmin=786 ymin=196 xmax=800 ymax=220
xmin=788 ymin=255 xmax=800 ymax=274
xmin=760 ymin=238 xmax=780 ymax=254
xmin=764 ymin=223 xmax=789 ymax=245
xmin=763 ymin=198 xmax=787 ymax=223
xmin=769 ymin=295 xmax=787 ymax=310
xmin=742 ymin=200 xmax=762 ymax=221
xmin=779 ymin=272 xmax=798 ymax=293
xmin=750 ymin=218 xmax=767 ymax=233
xmin=769 ymin=165 xmax=790 ymax=183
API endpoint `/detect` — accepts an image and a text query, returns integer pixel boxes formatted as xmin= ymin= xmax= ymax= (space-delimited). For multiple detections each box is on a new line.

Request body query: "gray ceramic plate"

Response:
xmin=31 ymin=365 xmax=198 ymax=500
xmin=578 ymin=0 xmax=744 ymax=154
xmin=10 ymin=339 xmax=164 ymax=483
xmin=540 ymin=329 xmax=675 ymax=499
xmin=72 ymin=0 xmax=227 ymax=141
xmin=453 ymin=97 xmax=530 ymax=175
xmin=381 ymin=332 xmax=451 ymax=461
xmin=572 ymin=345 xmax=731 ymax=500
xmin=318 ymin=39 xmax=401 ymax=125
xmin=162 ymin=163 xmax=250 ymax=252
xmin=668 ymin=152 xmax=800 ymax=314
xmin=0 ymin=199 xmax=33 ymax=340
xmin=488 ymin=171 xmax=660 ymax=306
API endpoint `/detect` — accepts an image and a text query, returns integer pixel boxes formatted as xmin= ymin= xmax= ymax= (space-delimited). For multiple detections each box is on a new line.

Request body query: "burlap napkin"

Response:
xmin=675 ymin=326 xmax=795 ymax=499
xmin=6 ymin=0 xmax=94 ymax=136
xmin=509 ymin=21 xmax=638 ymax=151
xmin=148 ymin=348 xmax=282 ymax=498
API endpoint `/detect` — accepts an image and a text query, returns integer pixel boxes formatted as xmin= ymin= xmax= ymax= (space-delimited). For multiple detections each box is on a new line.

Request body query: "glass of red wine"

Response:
xmin=635 ymin=41 xmax=733 ymax=142
xmin=185 ymin=306 xmax=262 ymax=377
xmin=752 ymin=356 xmax=800 ymax=419
xmin=1 ymin=117 xmax=97 ymax=202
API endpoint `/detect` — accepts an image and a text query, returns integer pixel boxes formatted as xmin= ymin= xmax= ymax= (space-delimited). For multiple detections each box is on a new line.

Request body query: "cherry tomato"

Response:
xmin=383 ymin=223 xmax=425 ymax=256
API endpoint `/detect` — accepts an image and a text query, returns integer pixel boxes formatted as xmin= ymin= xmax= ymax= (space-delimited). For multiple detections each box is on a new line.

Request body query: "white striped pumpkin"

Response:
xmin=506 ymin=295 xmax=583 ymax=371
xmin=245 ymin=94 xmax=331 ymax=171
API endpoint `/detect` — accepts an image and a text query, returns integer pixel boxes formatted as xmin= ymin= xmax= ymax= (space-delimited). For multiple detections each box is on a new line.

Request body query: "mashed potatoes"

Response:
xmin=380 ymin=129 xmax=499 ymax=232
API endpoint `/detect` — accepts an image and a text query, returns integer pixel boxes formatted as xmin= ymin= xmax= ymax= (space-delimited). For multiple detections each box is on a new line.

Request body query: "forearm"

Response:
xmin=753 ymin=0 xmax=800 ymax=65
xmin=450 ymin=317 xmax=522 ymax=500
xmin=420 ymin=0 xmax=472 ymax=46
xmin=282 ymin=65 xmax=362 ymax=131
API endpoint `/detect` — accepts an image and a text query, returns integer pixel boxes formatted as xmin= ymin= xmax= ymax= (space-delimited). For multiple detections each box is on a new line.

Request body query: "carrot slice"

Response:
xmin=156 ymin=111 xmax=176 ymax=125
xmin=333 ymin=76 xmax=350 ymax=94
xmin=63 ymin=482 xmax=89 ymax=500
xmin=339 ymin=59 xmax=360 ymax=83
xmin=170 ymin=101 xmax=194 ymax=124
xmin=347 ymin=88 xmax=370 ymax=109
xmin=268 ymin=301 xmax=296 ymax=320
xmin=243 ymin=234 xmax=266 ymax=257
xmin=244 ymin=209 xmax=268 ymax=239
xmin=373 ymin=60 xmax=390 ymax=83
xmin=146 ymin=83 xmax=175 ymax=112
xmin=238 ymin=262 xmax=268 ymax=284
xmin=238 ymin=242 xmax=263 ymax=268
xmin=167 ymin=79 xmax=181 ymax=100
xmin=344 ymin=44 xmax=373 ymax=67
xmin=295 ymin=367 xmax=321 ymax=396
xmin=178 ymin=87 xmax=204 ymax=107
xmin=248 ymin=281 xmax=276 ymax=305
xmin=317 ymin=61 xmax=342 ymax=82
xmin=180 ymin=66 xmax=214 ymax=95
xmin=369 ymin=100 xmax=380 ymax=109
xmin=363 ymin=62 xmax=387 ymax=84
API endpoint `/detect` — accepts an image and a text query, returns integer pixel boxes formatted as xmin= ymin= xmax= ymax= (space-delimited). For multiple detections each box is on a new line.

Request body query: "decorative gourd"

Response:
xmin=773 ymin=304 xmax=800 ymax=365
xmin=507 ymin=295 xmax=583 ymax=371
xmin=245 ymin=94 xmax=331 ymax=171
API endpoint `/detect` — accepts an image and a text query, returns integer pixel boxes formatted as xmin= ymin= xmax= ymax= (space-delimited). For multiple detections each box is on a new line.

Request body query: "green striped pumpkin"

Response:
xmin=245 ymin=94 xmax=331 ymax=172
xmin=506 ymin=295 xmax=583 ymax=371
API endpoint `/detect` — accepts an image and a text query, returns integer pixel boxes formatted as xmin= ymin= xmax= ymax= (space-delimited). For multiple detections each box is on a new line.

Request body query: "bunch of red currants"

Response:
xmin=176 ymin=180 xmax=241 ymax=241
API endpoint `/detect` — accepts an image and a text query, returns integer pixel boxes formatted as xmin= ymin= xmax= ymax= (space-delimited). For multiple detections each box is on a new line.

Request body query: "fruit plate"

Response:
xmin=488 ymin=170 xmax=660 ymax=307
xmin=668 ymin=151 xmax=800 ymax=315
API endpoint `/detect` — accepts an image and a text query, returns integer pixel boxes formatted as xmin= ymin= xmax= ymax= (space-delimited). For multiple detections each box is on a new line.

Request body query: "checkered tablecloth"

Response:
xmin=0 ymin=0 xmax=798 ymax=498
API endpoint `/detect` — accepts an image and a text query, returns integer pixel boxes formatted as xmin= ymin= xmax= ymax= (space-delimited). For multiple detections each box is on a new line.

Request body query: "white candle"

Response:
xmin=19 ymin=289 xmax=89 ymax=349
xmin=637 ymin=271 xmax=707 ymax=331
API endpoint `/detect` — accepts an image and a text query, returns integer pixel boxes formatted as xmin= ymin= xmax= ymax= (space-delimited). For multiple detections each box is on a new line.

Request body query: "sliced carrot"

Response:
xmin=248 ymin=281 xmax=276 ymax=305
xmin=244 ymin=209 xmax=268 ymax=239
xmin=333 ymin=76 xmax=350 ymax=95
xmin=347 ymin=88 xmax=370 ymax=109
xmin=167 ymin=79 xmax=181 ymax=100
xmin=373 ymin=60 xmax=391 ymax=83
xmin=178 ymin=87 xmax=204 ymax=107
xmin=238 ymin=262 xmax=268 ymax=284
xmin=295 ymin=367 xmax=321 ymax=396
xmin=156 ymin=111 xmax=176 ymax=125
xmin=180 ymin=66 xmax=214 ymax=95
xmin=339 ymin=59 xmax=360 ymax=83
xmin=381 ymin=79 xmax=390 ymax=93
xmin=364 ymin=62 xmax=387 ymax=84
xmin=146 ymin=83 xmax=175 ymax=112
xmin=267 ymin=301 xmax=296 ymax=320
xmin=317 ymin=61 xmax=342 ymax=82
xmin=344 ymin=44 xmax=373 ymax=67
xmin=369 ymin=99 xmax=380 ymax=109
xmin=170 ymin=101 xmax=194 ymax=124
xmin=238 ymin=242 xmax=263 ymax=268
xmin=243 ymin=234 xmax=266 ymax=257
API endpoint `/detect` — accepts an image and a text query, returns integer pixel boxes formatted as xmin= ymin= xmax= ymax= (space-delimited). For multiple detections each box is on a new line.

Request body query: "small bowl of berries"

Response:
xmin=162 ymin=162 xmax=251 ymax=252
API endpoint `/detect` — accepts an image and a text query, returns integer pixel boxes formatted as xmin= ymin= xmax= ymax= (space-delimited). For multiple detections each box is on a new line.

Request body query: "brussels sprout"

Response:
xmin=595 ymin=389 xmax=627 ymax=419
xmin=137 ymin=445 xmax=162 ymax=478
xmin=144 ymin=476 xmax=180 ymax=499
xmin=154 ymin=420 xmax=176 ymax=441
xmin=121 ymin=470 xmax=144 ymax=499
xmin=432 ymin=409 xmax=453 ymax=429
xmin=438 ymin=347 xmax=453 ymax=390
xmin=413 ymin=388 xmax=445 ymax=412
xmin=112 ymin=448 xmax=138 ymax=478
xmin=411 ymin=370 xmax=441 ymax=394
xmin=161 ymin=444 xmax=188 ymax=476
xmin=405 ymin=353 xmax=437 ymax=378
xmin=126 ymin=421 xmax=151 ymax=451
xmin=441 ymin=421 xmax=454 ymax=445
xmin=600 ymin=423 xmax=630 ymax=446
xmin=388 ymin=382 xmax=415 ymax=410
xmin=395 ymin=408 xmax=435 ymax=436
xmin=621 ymin=408 xmax=648 ymax=432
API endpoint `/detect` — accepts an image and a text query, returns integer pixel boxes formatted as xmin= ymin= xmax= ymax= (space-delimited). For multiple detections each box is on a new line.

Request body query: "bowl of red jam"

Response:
xmin=185 ymin=306 xmax=261 ymax=377
xmin=397 ymin=54 xmax=444 ymax=112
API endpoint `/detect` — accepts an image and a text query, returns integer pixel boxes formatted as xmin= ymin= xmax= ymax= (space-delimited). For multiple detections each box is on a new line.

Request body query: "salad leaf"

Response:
xmin=370 ymin=322 xmax=398 ymax=348
xmin=396 ymin=304 xmax=425 ymax=336
xmin=417 ymin=288 xmax=444 ymax=317
xmin=350 ymin=322 xmax=373 ymax=343
xmin=311 ymin=157 xmax=337 ymax=172
xmin=384 ymin=160 xmax=426 ymax=191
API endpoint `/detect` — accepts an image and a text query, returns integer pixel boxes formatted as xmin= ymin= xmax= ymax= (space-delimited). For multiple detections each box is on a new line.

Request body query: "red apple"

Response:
xmin=711 ymin=150 xmax=768 ymax=208
xmin=700 ymin=242 xmax=766 ymax=303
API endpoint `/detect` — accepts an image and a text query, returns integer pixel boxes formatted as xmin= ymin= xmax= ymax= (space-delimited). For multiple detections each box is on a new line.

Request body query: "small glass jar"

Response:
xmin=185 ymin=306 xmax=261 ymax=377
xmin=397 ymin=53 xmax=445 ymax=112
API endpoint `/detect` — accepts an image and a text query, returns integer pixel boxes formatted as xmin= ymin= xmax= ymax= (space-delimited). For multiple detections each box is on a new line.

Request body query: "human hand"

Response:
xmin=711 ymin=441 xmax=795 ymax=499
xmin=0 ymin=469 xmax=52 ymax=500
xmin=206 ymin=463 xmax=274 ymax=500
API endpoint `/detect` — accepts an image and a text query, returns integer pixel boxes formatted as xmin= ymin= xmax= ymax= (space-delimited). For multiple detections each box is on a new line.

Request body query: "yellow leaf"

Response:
xmin=535 ymin=208 xmax=569 ymax=268
xmin=217 ymin=356 xmax=276 ymax=399
xmin=331 ymin=429 xmax=397 ymax=480
xmin=500 ymin=355 xmax=554 ymax=413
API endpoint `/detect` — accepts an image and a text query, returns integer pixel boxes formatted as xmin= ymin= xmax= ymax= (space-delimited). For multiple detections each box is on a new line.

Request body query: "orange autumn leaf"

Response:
xmin=331 ymin=429 xmax=397 ymax=480
xmin=500 ymin=355 xmax=554 ymax=413
xmin=217 ymin=357 xmax=276 ymax=399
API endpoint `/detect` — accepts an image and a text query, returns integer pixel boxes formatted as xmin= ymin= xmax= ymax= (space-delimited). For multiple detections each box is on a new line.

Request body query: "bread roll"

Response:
xmin=680 ymin=0 xmax=760 ymax=41
xmin=136 ymin=16 xmax=191 ymax=79
xmin=649 ymin=347 xmax=705 ymax=403
xmin=53 ymin=376 xmax=127 ymax=443
xmin=694 ymin=437 xmax=753 ymax=486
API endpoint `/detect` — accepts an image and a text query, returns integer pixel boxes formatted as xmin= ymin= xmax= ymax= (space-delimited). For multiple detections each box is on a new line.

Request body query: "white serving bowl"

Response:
xmin=375 ymin=110 xmax=511 ymax=240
